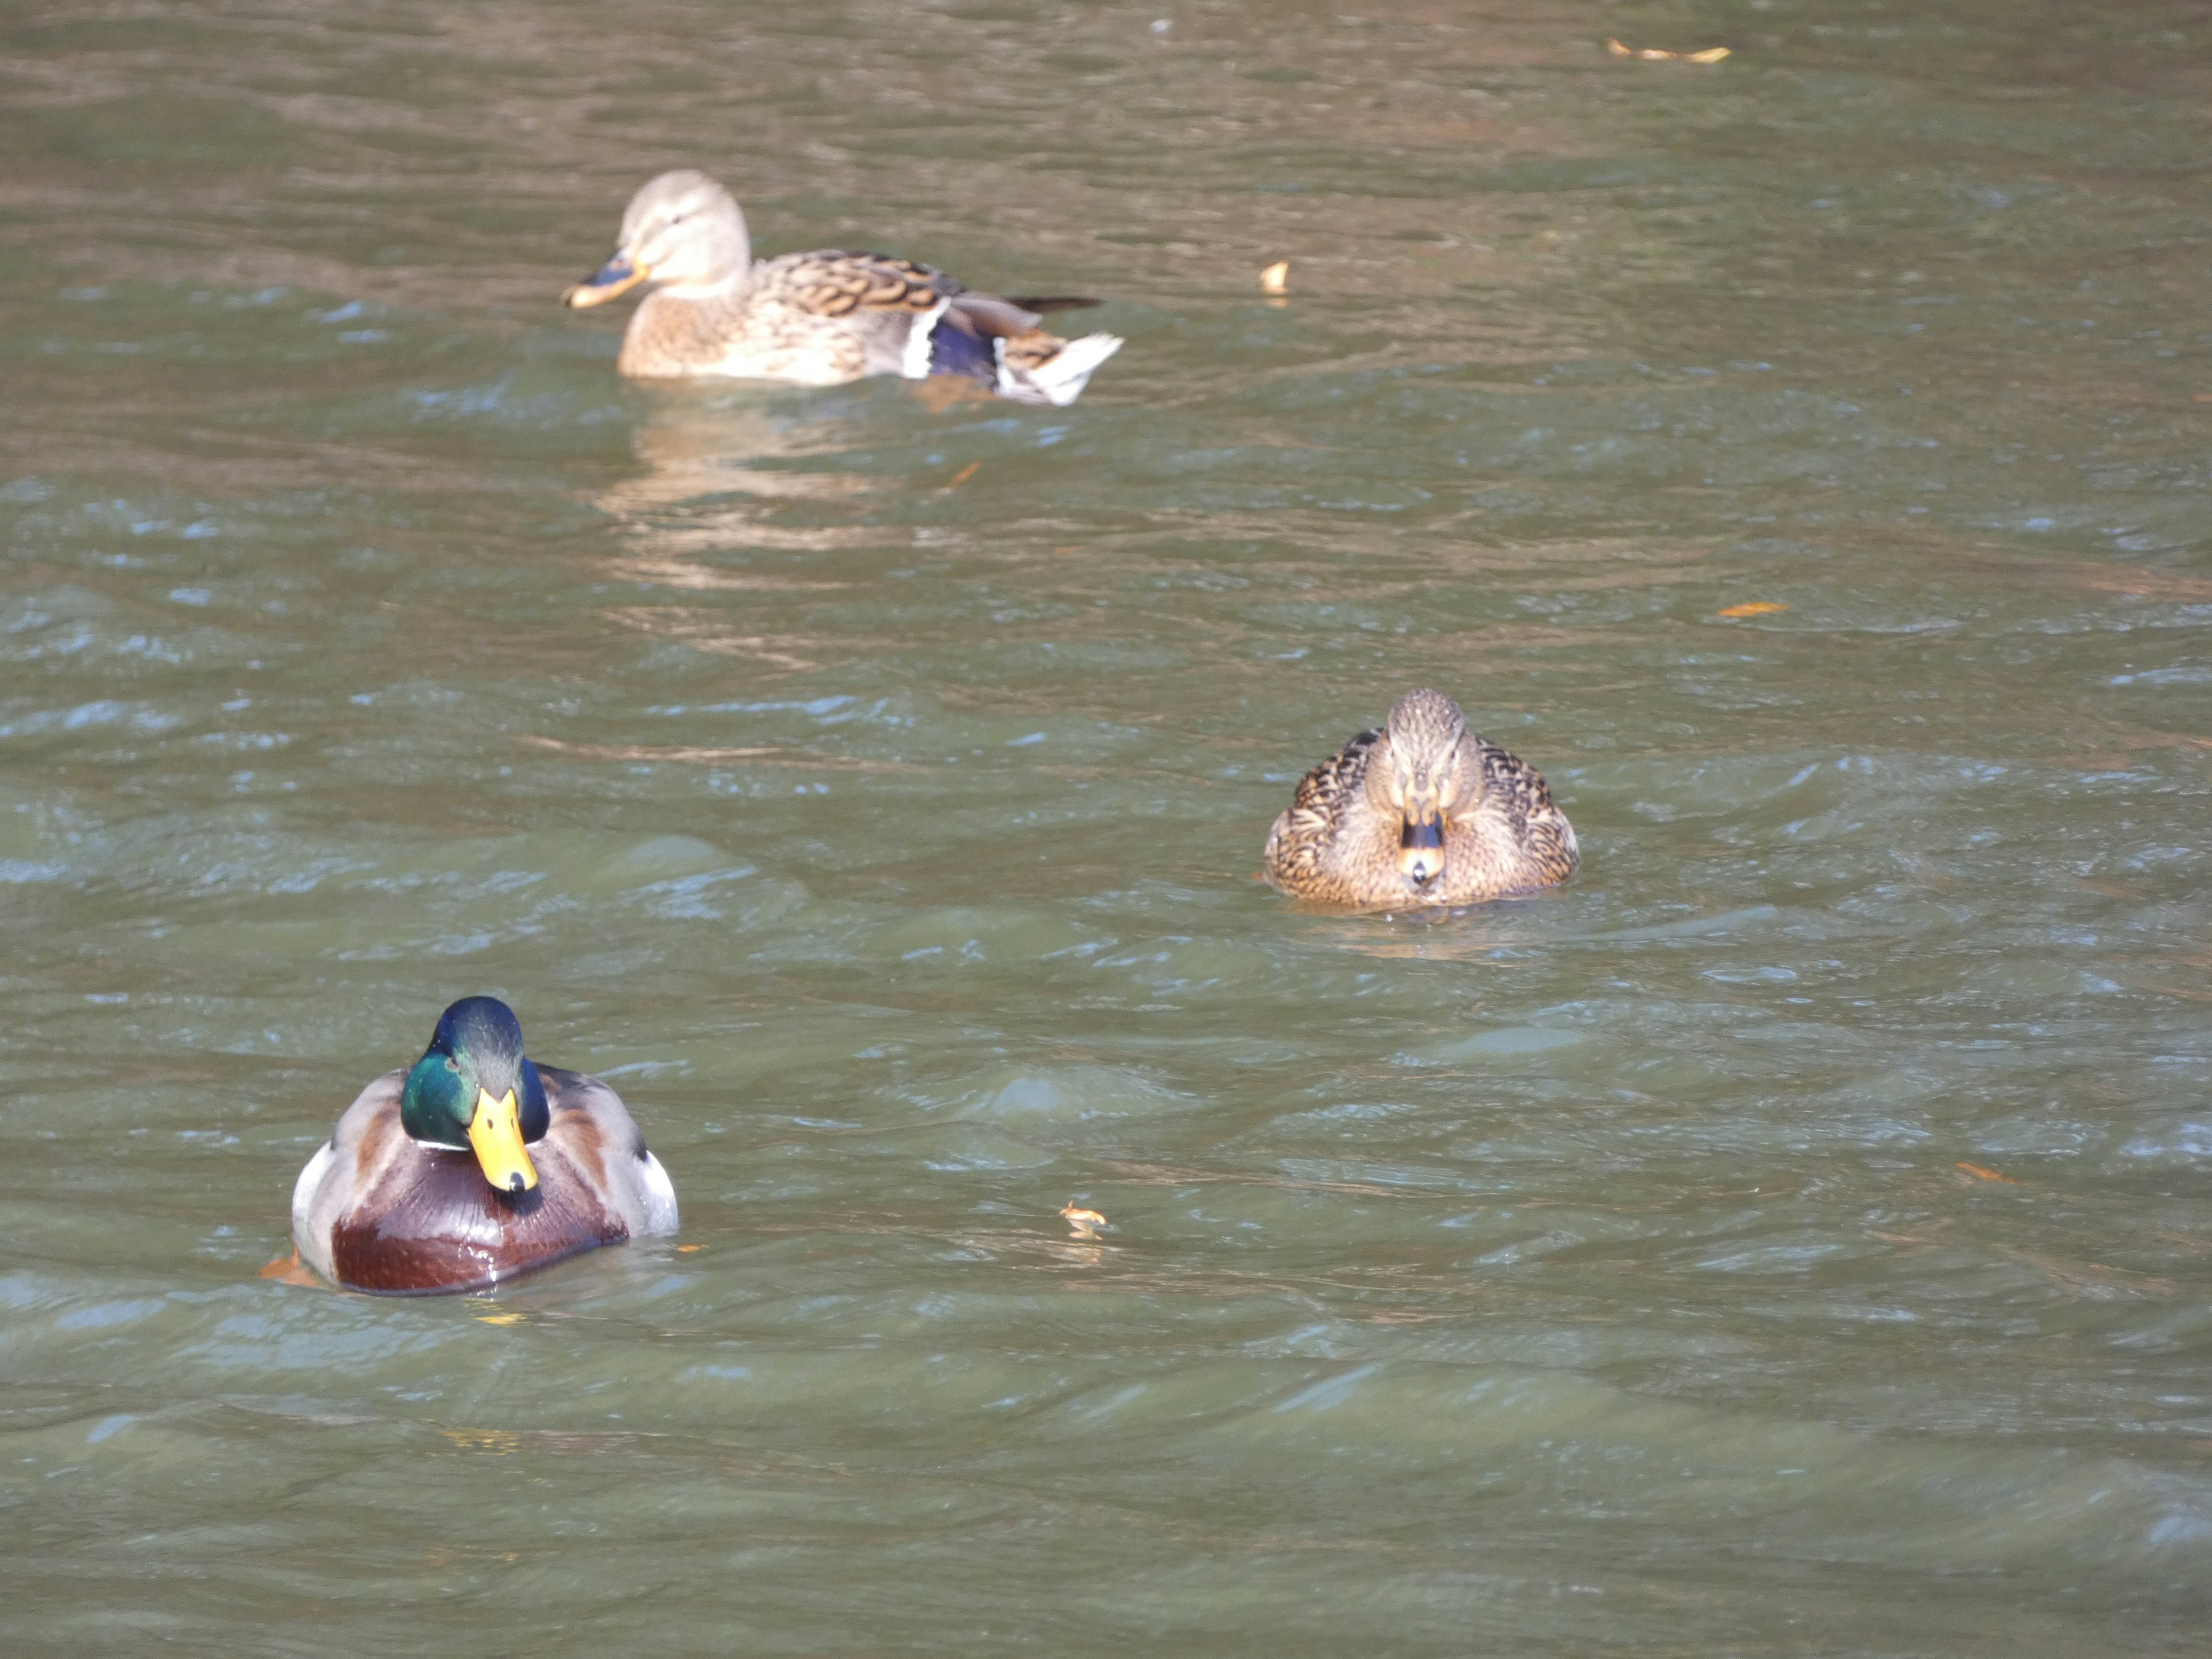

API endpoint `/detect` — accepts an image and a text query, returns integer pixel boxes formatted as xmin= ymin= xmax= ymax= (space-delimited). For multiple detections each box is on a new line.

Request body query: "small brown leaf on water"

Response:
xmin=1260 ymin=260 xmax=1290 ymax=295
xmin=948 ymin=460 xmax=981 ymax=487
xmin=1955 ymin=1161 xmax=2027 ymax=1185
xmin=1717 ymin=600 xmax=1788 ymax=618
xmin=676 ymin=1244 xmax=703 ymax=1253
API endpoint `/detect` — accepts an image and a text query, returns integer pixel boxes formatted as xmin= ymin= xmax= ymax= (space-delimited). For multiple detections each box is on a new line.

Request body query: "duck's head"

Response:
xmin=399 ymin=997 xmax=551 ymax=1196
xmin=564 ymin=169 xmax=752 ymax=308
xmin=1369 ymin=688 xmax=1479 ymax=889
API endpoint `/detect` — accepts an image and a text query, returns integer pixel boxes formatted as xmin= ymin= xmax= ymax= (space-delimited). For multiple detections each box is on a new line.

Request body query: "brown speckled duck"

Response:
xmin=563 ymin=169 xmax=1122 ymax=406
xmin=1264 ymin=689 xmax=1578 ymax=911
xmin=290 ymin=997 xmax=677 ymax=1294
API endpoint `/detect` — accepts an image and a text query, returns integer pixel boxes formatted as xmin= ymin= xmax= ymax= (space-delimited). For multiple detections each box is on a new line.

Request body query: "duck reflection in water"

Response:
xmin=584 ymin=391 xmax=876 ymax=673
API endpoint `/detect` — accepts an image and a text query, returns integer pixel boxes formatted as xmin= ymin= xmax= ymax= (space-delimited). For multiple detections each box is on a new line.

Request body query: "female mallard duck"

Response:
xmin=290 ymin=997 xmax=678 ymax=1294
xmin=563 ymin=169 xmax=1122 ymax=406
xmin=1264 ymin=688 xmax=1578 ymax=911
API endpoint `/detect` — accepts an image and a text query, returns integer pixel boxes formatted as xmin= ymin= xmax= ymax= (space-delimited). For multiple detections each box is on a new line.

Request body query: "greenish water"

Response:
xmin=3 ymin=2 xmax=2209 ymax=1652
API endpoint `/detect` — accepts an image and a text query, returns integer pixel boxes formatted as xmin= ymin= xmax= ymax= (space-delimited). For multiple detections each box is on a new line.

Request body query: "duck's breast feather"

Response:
xmin=313 ymin=1064 xmax=644 ymax=1295
xmin=327 ymin=1135 xmax=629 ymax=1296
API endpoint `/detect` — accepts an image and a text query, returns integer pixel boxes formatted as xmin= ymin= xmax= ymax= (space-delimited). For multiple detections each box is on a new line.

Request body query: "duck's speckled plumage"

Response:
xmin=567 ymin=170 xmax=1121 ymax=405
xmin=291 ymin=1002 xmax=677 ymax=1295
xmin=1264 ymin=689 xmax=1578 ymax=911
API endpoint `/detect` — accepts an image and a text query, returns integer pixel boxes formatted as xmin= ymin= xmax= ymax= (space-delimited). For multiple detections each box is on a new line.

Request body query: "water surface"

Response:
xmin=2 ymin=2 xmax=2210 ymax=1653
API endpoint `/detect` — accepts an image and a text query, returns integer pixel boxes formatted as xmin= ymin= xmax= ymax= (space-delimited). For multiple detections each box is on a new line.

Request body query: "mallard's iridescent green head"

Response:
xmin=399 ymin=997 xmax=552 ymax=1195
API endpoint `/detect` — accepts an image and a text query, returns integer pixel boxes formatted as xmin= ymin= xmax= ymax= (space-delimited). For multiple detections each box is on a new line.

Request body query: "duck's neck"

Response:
xmin=652 ymin=267 xmax=752 ymax=303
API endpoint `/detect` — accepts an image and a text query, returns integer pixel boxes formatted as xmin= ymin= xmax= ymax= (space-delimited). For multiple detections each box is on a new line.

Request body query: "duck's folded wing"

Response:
xmin=763 ymin=250 xmax=961 ymax=319
xmin=757 ymin=253 xmax=1118 ymax=403
xmin=537 ymin=1064 xmax=680 ymax=1236
xmin=746 ymin=251 xmax=963 ymax=378
xmin=1475 ymin=739 xmax=1580 ymax=878
xmin=1265 ymin=728 xmax=1381 ymax=878
xmin=1297 ymin=730 xmax=1381 ymax=827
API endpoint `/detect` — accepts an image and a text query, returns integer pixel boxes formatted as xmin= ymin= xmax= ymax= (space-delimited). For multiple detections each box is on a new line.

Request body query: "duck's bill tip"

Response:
xmin=467 ymin=1087 xmax=540 ymax=1193
xmin=563 ymin=255 xmax=647 ymax=308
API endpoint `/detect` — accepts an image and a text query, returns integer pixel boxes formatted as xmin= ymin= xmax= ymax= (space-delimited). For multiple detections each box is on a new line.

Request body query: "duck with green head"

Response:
xmin=290 ymin=997 xmax=679 ymax=1294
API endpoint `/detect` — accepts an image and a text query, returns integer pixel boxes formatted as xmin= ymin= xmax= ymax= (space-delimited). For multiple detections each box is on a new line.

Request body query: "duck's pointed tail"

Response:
xmin=996 ymin=331 xmax=1123 ymax=406
xmin=922 ymin=294 xmax=1120 ymax=405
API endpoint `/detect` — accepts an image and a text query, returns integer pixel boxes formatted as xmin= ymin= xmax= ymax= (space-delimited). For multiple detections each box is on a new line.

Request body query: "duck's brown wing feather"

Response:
xmin=1472 ymin=737 xmax=1578 ymax=885
xmin=1264 ymin=728 xmax=1380 ymax=883
xmin=760 ymin=250 xmax=963 ymax=319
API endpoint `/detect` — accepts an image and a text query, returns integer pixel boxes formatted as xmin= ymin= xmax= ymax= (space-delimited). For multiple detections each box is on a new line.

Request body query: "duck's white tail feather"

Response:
xmin=637 ymin=1150 xmax=680 ymax=1234
xmin=995 ymin=332 xmax=1123 ymax=406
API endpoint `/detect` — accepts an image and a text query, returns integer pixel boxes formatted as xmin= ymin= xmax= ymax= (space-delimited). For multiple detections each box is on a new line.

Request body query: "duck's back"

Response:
xmin=1263 ymin=728 xmax=1383 ymax=904
xmin=1445 ymin=737 xmax=1578 ymax=904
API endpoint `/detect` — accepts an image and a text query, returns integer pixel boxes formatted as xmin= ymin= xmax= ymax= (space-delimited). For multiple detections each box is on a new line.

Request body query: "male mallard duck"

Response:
xmin=290 ymin=997 xmax=678 ymax=1294
xmin=563 ymin=169 xmax=1122 ymax=406
xmin=1263 ymin=688 xmax=1578 ymax=911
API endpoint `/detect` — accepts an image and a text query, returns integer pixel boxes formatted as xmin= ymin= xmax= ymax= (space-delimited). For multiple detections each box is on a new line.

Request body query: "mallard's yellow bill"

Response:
xmin=563 ymin=253 xmax=649 ymax=308
xmin=467 ymin=1088 xmax=538 ymax=1194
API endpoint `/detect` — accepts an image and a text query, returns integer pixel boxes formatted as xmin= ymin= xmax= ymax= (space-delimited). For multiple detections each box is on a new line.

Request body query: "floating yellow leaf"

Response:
xmin=1716 ymin=600 xmax=1789 ymax=618
xmin=476 ymin=1312 xmax=524 ymax=1325
xmin=948 ymin=460 xmax=981 ymax=487
xmin=676 ymin=1243 xmax=703 ymax=1253
xmin=1610 ymin=37 xmax=1730 ymax=62
xmin=1060 ymin=1202 xmax=1108 ymax=1240
xmin=1260 ymin=260 xmax=1290 ymax=296
xmin=1955 ymin=1161 xmax=2027 ymax=1186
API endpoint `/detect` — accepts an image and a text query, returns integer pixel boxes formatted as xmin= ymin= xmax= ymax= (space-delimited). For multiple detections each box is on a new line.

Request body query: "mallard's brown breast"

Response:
xmin=328 ymin=1131 xmax=627 ymax=1295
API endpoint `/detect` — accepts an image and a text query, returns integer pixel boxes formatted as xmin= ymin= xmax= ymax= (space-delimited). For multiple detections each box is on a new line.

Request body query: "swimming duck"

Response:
xmin=290 ymin=997 xmax=678 ymax=1294
xmin=563 ymin=169 xmax=1123 ymax=406
xmin=1263 ymin=688 xmax=1578 ymax=911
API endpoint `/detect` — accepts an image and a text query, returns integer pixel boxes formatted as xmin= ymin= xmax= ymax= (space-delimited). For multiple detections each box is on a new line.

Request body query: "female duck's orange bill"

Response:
xmin=563 ymin=252 xmax=649 ymax=308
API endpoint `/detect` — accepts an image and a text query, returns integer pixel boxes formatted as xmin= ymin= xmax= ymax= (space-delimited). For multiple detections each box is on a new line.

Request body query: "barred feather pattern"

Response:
xmin=614 ymin=249 xmax=1096 ymax=391
xmin=1263 ymin=726 xmax=1577 ymax=911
